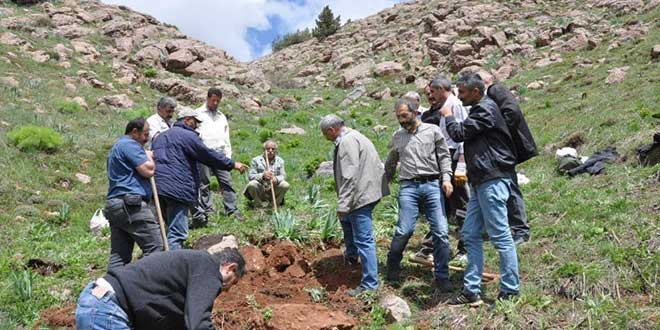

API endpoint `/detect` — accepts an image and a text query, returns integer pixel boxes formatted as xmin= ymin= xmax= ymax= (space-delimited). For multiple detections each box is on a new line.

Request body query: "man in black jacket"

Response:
xmin=440 ymin=73 xmax=520 ymax=306
xmin=482 ymin=74 xmax=537 ymax=244
xmin=75 ymin=248 xmax=245 ymax=330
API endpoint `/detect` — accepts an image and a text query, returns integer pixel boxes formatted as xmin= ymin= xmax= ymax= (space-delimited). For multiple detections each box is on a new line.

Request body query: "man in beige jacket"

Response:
xmin=321 ymin=114 xmax=387 ymax=297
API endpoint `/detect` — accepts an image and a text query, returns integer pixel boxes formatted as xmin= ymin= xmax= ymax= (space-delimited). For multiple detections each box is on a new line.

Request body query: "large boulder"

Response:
xmin=379 ymin=294 xmax=411 ymax=323
xmin=374 ymin=61 xmax=404 ymax=77
xmin=338 ymin=61 xmax=373 ymax=88
xmin=166 ymin=49 xmax=197 ymax=71
xmin=0 ymin=32 xmax=27 ymax=46
xmin=97 ymin=94 xmax=133 ymax=109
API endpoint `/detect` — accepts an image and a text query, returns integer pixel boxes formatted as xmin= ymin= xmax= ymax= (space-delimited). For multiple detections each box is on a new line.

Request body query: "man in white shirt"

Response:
xmin=192 ymin=88 xmax=241 ymax=224
xmin=146 ymin=97 xmax=176 ymax=148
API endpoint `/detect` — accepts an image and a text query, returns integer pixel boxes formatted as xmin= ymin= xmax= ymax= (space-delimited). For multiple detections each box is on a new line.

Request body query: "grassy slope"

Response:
xmin=0 ymin=3 xmax=658 ymax=330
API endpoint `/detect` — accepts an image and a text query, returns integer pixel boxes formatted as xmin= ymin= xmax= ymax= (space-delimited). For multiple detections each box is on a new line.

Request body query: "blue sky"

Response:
xmin=101 ymin=0 xmax=405 ymax=62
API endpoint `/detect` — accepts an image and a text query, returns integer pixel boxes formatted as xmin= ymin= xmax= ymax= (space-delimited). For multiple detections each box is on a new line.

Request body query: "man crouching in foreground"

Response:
xmin=75 ymin=248 xmax=246 ymax=330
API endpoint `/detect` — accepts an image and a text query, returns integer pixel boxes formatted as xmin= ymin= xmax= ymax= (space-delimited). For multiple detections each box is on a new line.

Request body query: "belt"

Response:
xmin=405 ymin=175 xmax=439 ymax=183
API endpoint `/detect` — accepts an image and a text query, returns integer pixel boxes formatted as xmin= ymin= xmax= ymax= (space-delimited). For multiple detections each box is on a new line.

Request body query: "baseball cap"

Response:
xmin=178 ymin=106 xmax=203 ymax=122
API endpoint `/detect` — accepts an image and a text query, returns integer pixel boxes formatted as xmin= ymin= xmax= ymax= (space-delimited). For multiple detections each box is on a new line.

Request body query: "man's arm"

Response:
xmin=189 ymin=136 xmax=238 ymax=171
xmin=443 ymin=105 xmax=496 ymax=142
xmin=384 ymin=139 xmax=399 ymax=183
xmin=248 ymin=158 xmax=262 ymax=181
xmin=434 ymin=129 xmax=452 ymax=182
xmin=275 ymin=158 xmax=285 ymax=183
xmin=336 ymin=138 xmax=360 ymax=214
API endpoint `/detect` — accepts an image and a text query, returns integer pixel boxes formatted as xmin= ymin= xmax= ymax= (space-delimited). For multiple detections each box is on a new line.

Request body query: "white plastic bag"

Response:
xmin=90 ymin=208 xmax=109 ymax=235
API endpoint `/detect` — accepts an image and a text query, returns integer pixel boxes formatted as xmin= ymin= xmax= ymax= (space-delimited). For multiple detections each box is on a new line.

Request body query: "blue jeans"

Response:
xmin=160 ymin=196 xmax=189 ymax=250
xmin=387 ymin=179 xmax=450 ymax=280
xmin=76 ymin=282 xmax=132 ymax=330
xmin=340 ymin=202 xmax=379 ymax=289
xmin=462 ymin=178 xmax=520 ymax=295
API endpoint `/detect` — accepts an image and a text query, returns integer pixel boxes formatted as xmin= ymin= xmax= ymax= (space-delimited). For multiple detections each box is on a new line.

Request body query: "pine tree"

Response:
xmin=312 ymin=6 xmax=341 ymax=40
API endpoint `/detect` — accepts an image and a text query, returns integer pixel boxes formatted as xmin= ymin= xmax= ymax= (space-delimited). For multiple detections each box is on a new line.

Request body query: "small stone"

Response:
xmin=306 ymin=97 xmax=323 ymax=105
xmin=75 ymin=173 xmax=91 ymax=184
xmin=97 ymin=94 xmax=133 ymax=109
xmin=606 ymin=66 xmax=629 ymax=84
xmin=315 ymin=161 xmax=334 ymax=177
xmin=277 ymin=126 xmax=306 ymax=135
xmin=2 ymin=77 xmax=19 ymax=88
xmin=380 ymin=294 xmax=411 ymax=323
xmin=652 ymin=45 xmax=660 ymax=60
xmin=526 ymin=81 xmax=544 ymax=90
xmin=72 ymin=97 xmax=88 ymax=110
xmin=207 ymin=235 xmax=238 ymax=254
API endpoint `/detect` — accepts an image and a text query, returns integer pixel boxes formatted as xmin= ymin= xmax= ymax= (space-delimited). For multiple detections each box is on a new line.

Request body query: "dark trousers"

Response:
xmin=192 ymin=164 xmax=238 ymax=223
xmin=104 ymin=197 xmax=163 ymax=271
xmin=507 ymin=170 xmax=530 ymax=239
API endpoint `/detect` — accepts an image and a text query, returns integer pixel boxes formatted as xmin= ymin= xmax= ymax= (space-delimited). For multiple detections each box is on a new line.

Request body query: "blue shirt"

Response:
xmin=107 ymin=135 xmax=151 ymax=199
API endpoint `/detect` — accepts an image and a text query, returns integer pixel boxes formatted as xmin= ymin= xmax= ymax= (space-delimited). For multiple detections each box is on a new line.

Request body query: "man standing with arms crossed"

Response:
xmin=385 ymin=99 xmax=454 ymax=292
xmin=321 ymin=114 xmax=387 ymax=297
xmin=193 ymin=87 xmax=242 ymax=225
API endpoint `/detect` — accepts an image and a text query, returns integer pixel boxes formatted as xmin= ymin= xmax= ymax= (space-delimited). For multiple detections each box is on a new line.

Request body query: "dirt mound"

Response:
xmin=268 ymin=304 xmax=355 ymax=330
xmin=213 ymin=241 xmax=364 ymax=330
xmin=38 ymin=305 xmax=75 ymax=329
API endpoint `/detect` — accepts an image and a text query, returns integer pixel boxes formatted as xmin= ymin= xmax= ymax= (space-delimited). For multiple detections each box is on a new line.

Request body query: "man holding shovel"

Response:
xmin=104 ymin=118 xmax=164 ymax=271
xmin=152 ymin=107 xmax=247 ymax=250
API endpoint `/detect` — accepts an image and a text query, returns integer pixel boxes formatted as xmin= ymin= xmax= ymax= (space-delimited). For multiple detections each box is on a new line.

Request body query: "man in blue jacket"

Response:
xmin=152 ymin=107 xmax=247 ymax=249
xmin=440 ymin=73 xmax=520 ymax=306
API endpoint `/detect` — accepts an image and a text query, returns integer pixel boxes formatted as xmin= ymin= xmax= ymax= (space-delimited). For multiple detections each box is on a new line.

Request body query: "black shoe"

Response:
xmin=344 ymin=255 xmax=359 ymax=266
xmin=513 ymin=235 xmax=529 ymax=246
xmin=386 ymin=266 xmax=401 ymax=282
xmin=447 ymin=292 xmax=483 ymax=307
xmin=190 ymin=217 xmax=208 ymax=229
xmin=497 ymin=291 xmax=520 ymax=301
xmin=434 ymin=278 xmax=453 ymax=293
xmin=346 ymin=286 xmax=373 ymax=297
xmin=229 ymin=211 xmax=244 ymax=221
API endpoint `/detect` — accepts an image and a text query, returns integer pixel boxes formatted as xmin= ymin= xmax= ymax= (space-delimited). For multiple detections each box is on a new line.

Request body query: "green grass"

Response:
xmin=0 ymin=1 xmax=658 ymax=329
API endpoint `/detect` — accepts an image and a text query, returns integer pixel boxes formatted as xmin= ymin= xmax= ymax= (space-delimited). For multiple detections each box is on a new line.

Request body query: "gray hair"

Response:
xmin=157 ymin=96 xmax=177 ymax=110
xmin=403 ymin=91 xmax=421 ymax=103
xmin=263 ymin=140 xmax=278 ymax=149
xmin=319 ymin=114 xmax=345 ymax=131
xmin=395 ymin=98 xmax=418 ymax=113
xmin=456 ymin=73 xmax=485 ymax=96
xmin=429 ymin=75 xmax=452 ymax=92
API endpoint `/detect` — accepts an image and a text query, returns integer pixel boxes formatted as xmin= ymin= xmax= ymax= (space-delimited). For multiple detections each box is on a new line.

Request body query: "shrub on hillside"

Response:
xmin=8 ymin=125 xmax=64 ymax=152
xmin=272 ymin=28 xmax=312 ymax=52
xmin=313 ymin=6 xmax=341 ymax=40
xmin=143 ymin=67 xmax=157 ymax=78
xmin=55 ymin=100 xmax=84 ymax=114
xmin=303 ymin=157 xmax=324 ymax=178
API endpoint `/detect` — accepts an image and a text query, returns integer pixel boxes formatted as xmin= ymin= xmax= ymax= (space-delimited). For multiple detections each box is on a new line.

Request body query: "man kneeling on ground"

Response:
xmin=244 ymin=140 xmax=289 ymax=207
xmin=76 ymin=248 xmax=246 ymax=330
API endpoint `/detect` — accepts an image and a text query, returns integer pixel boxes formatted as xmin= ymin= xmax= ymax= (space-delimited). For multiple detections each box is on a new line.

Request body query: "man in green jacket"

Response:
xmin=321 ymin=114 xmax=388 ymax=297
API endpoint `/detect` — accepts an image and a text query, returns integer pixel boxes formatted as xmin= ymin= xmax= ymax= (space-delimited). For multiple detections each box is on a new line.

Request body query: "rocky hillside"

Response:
xmin=256 ymin=0 xmax=656 ymax=91
xmin=0 ymin=0 xmax=271 ymax=110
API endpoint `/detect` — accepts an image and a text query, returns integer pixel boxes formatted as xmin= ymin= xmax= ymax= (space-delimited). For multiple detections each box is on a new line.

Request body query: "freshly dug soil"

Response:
xmin=37 ymin=305 xmax=75 ymax=329
xmin=213 ymin=241 xmax=366 ymax=330
xmin=26 ymin=258 xmax=62 ymax=276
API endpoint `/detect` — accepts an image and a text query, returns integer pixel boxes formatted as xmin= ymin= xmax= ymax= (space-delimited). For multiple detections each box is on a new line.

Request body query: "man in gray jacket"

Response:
xmin=321 ymin=114 xmax=387 ymax=297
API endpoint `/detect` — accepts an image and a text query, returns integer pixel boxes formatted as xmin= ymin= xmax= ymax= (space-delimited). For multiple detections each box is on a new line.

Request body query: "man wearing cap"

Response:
xmin=152 ymin=107 xmax=247 ymax=250
xmin=244 ymin=140 xmax=289 ymax=207
xmin=146 ymin=96 xmax=177 ymax=148
xmin=193 ymin=87 xmax=241 ymax=224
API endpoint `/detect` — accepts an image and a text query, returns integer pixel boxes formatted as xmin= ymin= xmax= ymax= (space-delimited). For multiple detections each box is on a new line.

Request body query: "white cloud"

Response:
xmin=101 ymin=0 xmax=403 ymax=61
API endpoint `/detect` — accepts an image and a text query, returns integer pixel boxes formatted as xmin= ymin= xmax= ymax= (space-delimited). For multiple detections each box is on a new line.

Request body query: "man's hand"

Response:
xmin=262 ymin=170 xmax=274 ymax=182
xmin=234 ymin=161 xmax=247 ymax=173
xmin=442 ymin=181 xmax=453 ymax=197
xmin=337 ymin=211 xmax=346 ymax=219
xmin=454 ymin=161 xmax=467 ymax=187
xmin=440 ymin=105 xmax=453 ymax=117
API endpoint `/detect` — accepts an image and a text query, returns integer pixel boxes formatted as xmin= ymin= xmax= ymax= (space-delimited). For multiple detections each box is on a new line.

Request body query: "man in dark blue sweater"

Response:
xmin=151 ymin=107 xmax=247 ymax=249
xmin=75 ymin=248 xmax=246 ymax=330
